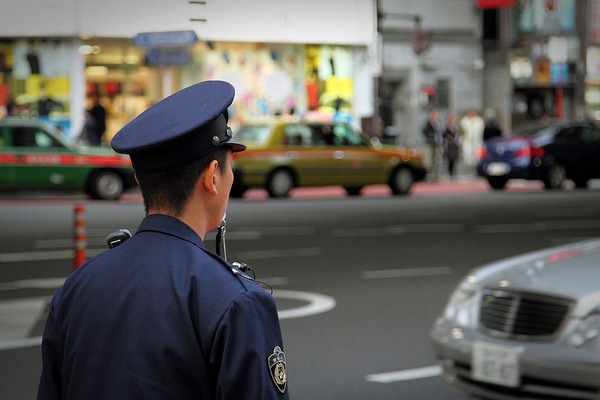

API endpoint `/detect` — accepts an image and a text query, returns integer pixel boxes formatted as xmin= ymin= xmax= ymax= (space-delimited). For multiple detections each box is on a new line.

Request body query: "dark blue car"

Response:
xmin=477 ymin=119 xmax=600 ymax=190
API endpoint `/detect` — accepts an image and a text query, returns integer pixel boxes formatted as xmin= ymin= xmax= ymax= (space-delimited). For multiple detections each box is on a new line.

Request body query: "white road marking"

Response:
xmin=238 ymin=247 xmax=322 ymax=260
xmin=274 ymin=290 xmax=336 ymax=319
xmin=388 ymin=224 xmax=465 ymax=233
xmin=0 ymin=278 xmax=65 ymax=291
xmin=0 ymin=336 xmax=42 ymax=351
xmin=262 ymin=277 xmax=290 ymax=286
xmin=535 ymin=208 xmax=597 ymax=218
xmin=0 ymin=248 xmax=105 ymax=263
xmin=0 ymin=297 xmax=50 ymax=341
xmin=205 ymin=227 xmax=316 ymax=242
xmin=366 ymin=365 xmax=442 ymax=383
xmin=474 ymin=222 xmax=545 ymax=233
xmin=331 ymin=224 xmax=464 ymax=237
xmin=34 ymin=237 xmax=108 ymax=249
xmin=361 ymin=266 xmax=452 ymax=279
xmin=330 ymin=227 xmax=387 ymax=237
xmin=475 ymin=219 xmax=600 ymax=233
xmin=0 ymin=288 xmax=335 ymax=350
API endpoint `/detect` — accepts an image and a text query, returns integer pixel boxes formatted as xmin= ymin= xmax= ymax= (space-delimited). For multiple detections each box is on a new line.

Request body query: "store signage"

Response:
xmin=476 ymin=0 xmax=515 ymax=9
xmin=587 ymin=47 xmax=600 ymax=84
xmin=534 ymin=59 xmax=551 ymax=85
xmin=548 ymin=36 xmax=567 ymax=64
xmin=550 ymin=63 xmax=567 ymax=84
xmin=133 ymin=30 xmax=198 ymax=48
xmin=145 ymin=49 xmax=193 ymax=66
xmin=510 ymin=57 xmax=533 ymax=81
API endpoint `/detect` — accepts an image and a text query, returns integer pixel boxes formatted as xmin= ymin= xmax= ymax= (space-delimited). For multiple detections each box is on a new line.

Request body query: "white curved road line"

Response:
xmin=274 ymin=290 xmax=336 ymax=319
xmin=366 ymin=365 xmax=442 ymax=383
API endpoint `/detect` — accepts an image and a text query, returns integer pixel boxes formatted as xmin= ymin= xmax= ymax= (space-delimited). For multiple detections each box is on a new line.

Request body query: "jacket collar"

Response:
xmin=136 ymin=214 xmax=205 ymax=249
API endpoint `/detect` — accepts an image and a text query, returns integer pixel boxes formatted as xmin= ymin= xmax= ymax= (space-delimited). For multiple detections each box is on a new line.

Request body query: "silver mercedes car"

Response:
xmin=431 ymin=238 xmax=600 ymax=400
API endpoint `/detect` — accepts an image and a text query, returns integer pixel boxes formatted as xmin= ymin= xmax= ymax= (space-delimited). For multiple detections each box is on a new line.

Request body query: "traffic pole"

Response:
xmin=73 ymin=204 xmax=87 ymax=269
xmin=555 ymin=81 xmax=563 ymax=121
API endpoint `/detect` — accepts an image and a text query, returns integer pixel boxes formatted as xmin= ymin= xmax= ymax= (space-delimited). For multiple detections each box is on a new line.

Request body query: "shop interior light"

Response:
xmin=79 ymin=45 xmax=101 ymax=55
xmin=79 ymin=45 xmax=92 ymax=55
xmin=86 ymin=66 xmax=108 ymax=76
xmin=124 ymin=55 xmax=140 ymax=64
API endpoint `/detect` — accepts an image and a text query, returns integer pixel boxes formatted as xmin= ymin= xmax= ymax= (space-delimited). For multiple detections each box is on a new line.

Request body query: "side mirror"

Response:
xmin=370 ymin=137 xmax=382 ymax=149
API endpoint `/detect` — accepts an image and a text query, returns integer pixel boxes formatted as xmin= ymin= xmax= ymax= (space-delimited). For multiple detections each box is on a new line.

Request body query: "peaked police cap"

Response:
xmin=111 ymin=80 xmax=245 ymax=172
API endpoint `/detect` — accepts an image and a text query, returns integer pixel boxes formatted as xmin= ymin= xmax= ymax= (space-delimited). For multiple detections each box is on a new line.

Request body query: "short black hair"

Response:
xmin=136 ymin=146 xmax=230 ymax=216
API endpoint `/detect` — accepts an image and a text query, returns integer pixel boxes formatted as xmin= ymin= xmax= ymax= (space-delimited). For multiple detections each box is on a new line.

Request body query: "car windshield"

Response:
xmin=234 ymin=124 xmax=273 ymax=145
xmin=531 ymin=126 xmax=556 ymax=139
xmin=512 ymin=120 xmax=560 ymax=137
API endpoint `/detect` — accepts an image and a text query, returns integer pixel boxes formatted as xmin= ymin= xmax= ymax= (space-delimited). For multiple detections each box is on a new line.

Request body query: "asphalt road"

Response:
xmin=1 ymin=182 xmax=600 ymax=399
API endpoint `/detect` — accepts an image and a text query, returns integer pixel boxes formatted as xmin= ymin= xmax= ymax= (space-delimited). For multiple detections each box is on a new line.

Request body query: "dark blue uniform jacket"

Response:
xmin=38 ymin=214 xmax=289 ymax=399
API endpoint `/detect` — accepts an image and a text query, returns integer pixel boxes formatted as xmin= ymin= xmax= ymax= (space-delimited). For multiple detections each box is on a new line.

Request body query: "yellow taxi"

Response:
xmin=231 ymin=118 xmax=426 ymax=198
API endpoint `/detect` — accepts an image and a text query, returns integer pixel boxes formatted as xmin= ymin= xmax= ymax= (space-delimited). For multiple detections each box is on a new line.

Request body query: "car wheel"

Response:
xmin=230 ymin=179 xmax=247 ymax=198
xmin=87 ymin=170 xmax=124 ymax=200
xmin=389 ymin=166 xmax=414 ymax=195
xmin=344 ymin=187 xmax=362 ymax=196
xmin=266 ymin=169 xmax=294 ymax=198
xmin=487 ymin=177 xmax=508 ymax=190
xmin=543 ymin=164 xmax=567 ymax=190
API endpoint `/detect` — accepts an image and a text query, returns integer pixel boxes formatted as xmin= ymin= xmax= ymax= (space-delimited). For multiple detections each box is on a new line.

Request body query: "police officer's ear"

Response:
xmin=202 ymin=160 xmax=220 ymax=195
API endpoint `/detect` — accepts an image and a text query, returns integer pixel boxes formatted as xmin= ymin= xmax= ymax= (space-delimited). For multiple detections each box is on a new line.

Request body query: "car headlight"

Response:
xmin=443 ymin=274 xmax=481 ymax=329
xmin=567 ymin=312 xmax=600 ymax=348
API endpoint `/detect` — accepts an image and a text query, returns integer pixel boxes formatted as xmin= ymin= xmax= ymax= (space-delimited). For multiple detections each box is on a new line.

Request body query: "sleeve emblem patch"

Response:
xmin=268 ymin=346 xmax=287 ymax=393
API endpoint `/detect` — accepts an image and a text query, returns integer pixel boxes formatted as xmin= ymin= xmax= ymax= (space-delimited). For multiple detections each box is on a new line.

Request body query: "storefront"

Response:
xmin=79 ymin=38 xmax=359 ymax=142
xmin=586 ymin=1 xmax=600 ymax=118
xmin=0 ymin=39 xmax=75 ymax=137
xmin=509 ymin=0 xmax=583 ymax=124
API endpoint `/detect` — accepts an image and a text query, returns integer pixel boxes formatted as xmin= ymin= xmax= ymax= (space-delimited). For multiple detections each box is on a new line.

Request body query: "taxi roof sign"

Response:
xmin=133 ymin=30 xmax=198 ymax=48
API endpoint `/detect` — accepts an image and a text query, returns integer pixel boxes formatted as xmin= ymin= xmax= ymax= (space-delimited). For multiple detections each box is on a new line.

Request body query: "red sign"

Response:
xmin=476 ymin=0 xmax=516 ymax=9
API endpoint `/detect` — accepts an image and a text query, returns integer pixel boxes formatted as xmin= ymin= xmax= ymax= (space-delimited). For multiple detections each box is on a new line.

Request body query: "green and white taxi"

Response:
xmin=0 ymin=118 xmax=135 ymax=200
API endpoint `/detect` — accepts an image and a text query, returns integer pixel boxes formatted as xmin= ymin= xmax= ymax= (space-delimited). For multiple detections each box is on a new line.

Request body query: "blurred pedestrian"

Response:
xmin=459 ymin=110 xmax=484 ymax=168
xmin=443 ymin=113 xmax=461 ymax=180
xmin=37 ymin=84 xmax=62 ymax=117
xmin=483 ymin=108 xmax=502 ymax=141
xmin=422 ymin=108 xmax=443 ymax=181
xmin=84 ymin=92 xmax=106 ymax=145
xmin=37 ymin=81 xmax=289 ymax=400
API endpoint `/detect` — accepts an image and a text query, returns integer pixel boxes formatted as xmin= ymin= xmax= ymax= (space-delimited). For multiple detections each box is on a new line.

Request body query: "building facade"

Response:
xmin=0 ymin=0 xmax=376 ymax=141
xmin=376 ymin=0 xmax=485 ymax=145
xmin=1 ymin=1 xmax=597 ymax=146
xmin=488 ymin=0 xmax=588 ymax=127
xmin=377 ymin=0 xmax=598 ymax=145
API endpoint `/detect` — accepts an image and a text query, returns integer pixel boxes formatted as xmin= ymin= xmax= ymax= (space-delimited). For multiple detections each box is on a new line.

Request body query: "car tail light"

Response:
xmin=479 ymin=147 xmax=488 ymax=159
xmin=514 ymin=147 xmax=545 ymax=158
xmin=514 ymin=147 xmax=531 ymax=158
xmin=531 ymin=147 xmax=545 ymax=158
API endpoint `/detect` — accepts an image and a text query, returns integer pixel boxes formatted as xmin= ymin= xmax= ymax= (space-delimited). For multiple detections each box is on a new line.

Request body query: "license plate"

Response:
xmin=472 ymin=342 xmax=521 ymax=387
xmin=487 ymin=162 xmax=510 ymax=176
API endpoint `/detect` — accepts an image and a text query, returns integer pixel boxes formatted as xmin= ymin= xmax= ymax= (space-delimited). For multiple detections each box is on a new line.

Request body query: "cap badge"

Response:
xmin=268 ymin=346 xmax=287 ymax=393
xmin=211 ymin=136 xmax=220 ymax=146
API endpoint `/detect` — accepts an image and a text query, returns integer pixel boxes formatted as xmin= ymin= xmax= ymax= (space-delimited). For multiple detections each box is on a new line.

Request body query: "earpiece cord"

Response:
xmin=215 ymin=228 xmax=222 ymax=257
xmin=216 ymin=220 xmax=227 ymax=260
xmin=216 ymin=220 xmax=272 ymax=294
xmin=231 ymin=264 xmax=273 ymax=295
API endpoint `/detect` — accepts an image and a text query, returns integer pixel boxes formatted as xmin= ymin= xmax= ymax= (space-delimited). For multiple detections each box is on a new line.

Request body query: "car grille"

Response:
xmin=479 ymin=289 xmax=572 ymax=340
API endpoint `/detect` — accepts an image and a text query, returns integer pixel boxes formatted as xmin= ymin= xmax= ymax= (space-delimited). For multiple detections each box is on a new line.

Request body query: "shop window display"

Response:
xmin=0 ymin=40 xmax=71 ymax=138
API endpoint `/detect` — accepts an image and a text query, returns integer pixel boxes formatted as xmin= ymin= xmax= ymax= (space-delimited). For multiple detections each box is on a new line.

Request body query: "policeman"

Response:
xmin=37 ymin=81 xmax=289 ymax=400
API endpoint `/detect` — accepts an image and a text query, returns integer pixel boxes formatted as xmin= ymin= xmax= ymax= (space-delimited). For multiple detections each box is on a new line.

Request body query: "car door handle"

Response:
xmin=287 ymin=151 xmax=300 ymax=160
xmin=332 ymin=150 xmax=345 ymax=160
